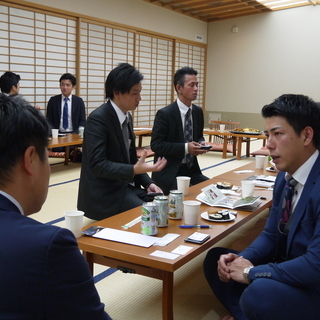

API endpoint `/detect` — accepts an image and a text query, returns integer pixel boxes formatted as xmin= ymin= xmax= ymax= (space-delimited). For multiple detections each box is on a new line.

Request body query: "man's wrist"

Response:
xmin=243 ymin=266 xmax=254 ymax=284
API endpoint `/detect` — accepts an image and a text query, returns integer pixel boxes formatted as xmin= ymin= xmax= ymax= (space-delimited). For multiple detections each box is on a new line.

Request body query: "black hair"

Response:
xmin=261 ymin=94 xmax=320 ymax=149
xmin=105 ymin=63 xmax=143 ymax=100
xmin=59 ymin=73 xmax=77 ymax=86
xmin=0 ymin=71 xmax=21 ymax=94
xmin=173 ymin=66 xmax=197 ymax=92
xmin=0 ymin=95 xmax=50 ymax=185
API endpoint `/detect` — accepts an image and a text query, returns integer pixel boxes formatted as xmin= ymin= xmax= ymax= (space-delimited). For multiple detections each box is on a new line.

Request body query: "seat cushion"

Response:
xmin=207 ymin=142 xmax=234 ymax=153
xmin=48 ymin=151 xmax=66 ymax=158
xmin=251 ymin=147 xmax=269 ymax=156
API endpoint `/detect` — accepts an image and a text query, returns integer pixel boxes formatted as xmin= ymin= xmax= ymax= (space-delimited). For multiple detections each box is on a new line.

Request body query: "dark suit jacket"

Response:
xmin=151 ymin=101 xmax=205 ymax=194
xmin=240 ymin=153 xmax=320 ymax=293
xmin=46 ymin=94 xmax=86 ymax=133
xmin=0 ymin=194 xmax=111 ymax=319
xmin=77 ymin=101 xmax=152 ymax=220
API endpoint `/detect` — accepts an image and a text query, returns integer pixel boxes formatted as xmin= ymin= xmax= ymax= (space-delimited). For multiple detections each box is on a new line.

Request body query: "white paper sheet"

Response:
xmin=93 ymin=228 xmax=160 ymax=248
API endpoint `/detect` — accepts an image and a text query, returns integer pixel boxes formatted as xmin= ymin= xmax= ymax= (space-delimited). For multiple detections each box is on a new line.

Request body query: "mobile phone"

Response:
xmin=200 ymin=145 xmax=211 ymax=150
xmin=184 ymin=232 xmax=210 ymax=244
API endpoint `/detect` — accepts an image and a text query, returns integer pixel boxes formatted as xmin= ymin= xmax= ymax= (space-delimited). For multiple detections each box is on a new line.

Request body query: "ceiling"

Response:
xmin=141 ymin=0 xmax=318 ymax=22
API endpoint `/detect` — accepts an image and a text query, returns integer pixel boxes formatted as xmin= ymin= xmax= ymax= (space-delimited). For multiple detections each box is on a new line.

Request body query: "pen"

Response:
xmin=179 ymin=225 xmax=212 ymax=228
xmin=260 ymin=197 xmax=267 ymax=200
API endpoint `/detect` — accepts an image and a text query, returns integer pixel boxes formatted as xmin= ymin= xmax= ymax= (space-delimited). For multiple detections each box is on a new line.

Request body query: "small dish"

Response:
xmin=266 ymin=167 xmax=276 ymax=172
xmin=201 ymin=211 xmax=236 ymax=222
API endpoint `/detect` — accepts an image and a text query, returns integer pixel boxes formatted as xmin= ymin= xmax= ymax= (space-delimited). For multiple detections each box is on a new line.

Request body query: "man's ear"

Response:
xmin=303 ymin=126 xmax=314 ymax=146
xmin=23 ymin=146 xmax=37 ymax=176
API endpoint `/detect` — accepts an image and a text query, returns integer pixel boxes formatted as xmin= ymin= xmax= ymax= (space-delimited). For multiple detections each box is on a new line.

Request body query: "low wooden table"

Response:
xmin=134 ymin=127 xmax=152 ymax=147
xmin=48 ymin=134 xmax=83 ymax=165
xmin=77 ymin=162 xmax=276 ymax=319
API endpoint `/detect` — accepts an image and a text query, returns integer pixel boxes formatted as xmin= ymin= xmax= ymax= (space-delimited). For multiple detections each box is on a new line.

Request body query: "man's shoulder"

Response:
xmin=158 ymin=101 xmax=178 ymax=113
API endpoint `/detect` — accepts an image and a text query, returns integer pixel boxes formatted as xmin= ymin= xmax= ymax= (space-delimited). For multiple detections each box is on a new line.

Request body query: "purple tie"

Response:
xmin=281 ymin=177 xmax=297 ymax=232
xmin=185 ymin=108 xmax=193 ymax=168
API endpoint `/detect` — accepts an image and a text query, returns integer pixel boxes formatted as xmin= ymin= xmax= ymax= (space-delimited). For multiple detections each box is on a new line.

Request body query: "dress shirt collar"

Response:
xmin=0 ymin=190 xmax=24 ymax=215
xmin=61 ymin=94 xmax=72 ymax=104
xmin=110 ymin=99 xmax=128 ymax=127
xmin=177 ymin=98 xmax=192 ymax=116
xmin=286 ymin=149 xmax=319 ymax=186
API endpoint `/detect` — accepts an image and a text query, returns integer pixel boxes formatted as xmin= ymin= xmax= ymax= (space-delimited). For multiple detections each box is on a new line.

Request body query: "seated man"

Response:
xmin=203 ymin=94 xmax=320 ymax=320
xmin=0 ymin=94 xmax=112 ymax=319
xmin=77 ymin=63 xmax=166 ymax=220
xmin=151 ymin=66 xmax=209 ymax=195
xmin=46 ymin=72 xmax=86 ymax=134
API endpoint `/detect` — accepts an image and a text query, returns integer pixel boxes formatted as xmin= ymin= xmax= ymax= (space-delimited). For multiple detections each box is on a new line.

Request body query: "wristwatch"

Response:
xmin=243 ymin=266 xmax=254 ymax=284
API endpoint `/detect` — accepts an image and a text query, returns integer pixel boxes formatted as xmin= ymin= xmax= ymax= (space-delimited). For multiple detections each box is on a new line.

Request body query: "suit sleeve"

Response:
xmin=151 ymin=108 xmax=185 ymax=158
xmin=78 ymin=97 xmax=86 ymax=128
xmin=44 ymin=228 xmax=112 ymax=320
xmin=193 ymin=105 xmax=205 ymax=143
xmin=46 ymin=97 xmax=55 ymax=129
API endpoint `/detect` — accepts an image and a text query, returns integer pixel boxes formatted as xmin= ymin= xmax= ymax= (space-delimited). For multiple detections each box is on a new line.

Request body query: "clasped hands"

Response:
xmin=217 ymin=253 xmax=253 ymax=284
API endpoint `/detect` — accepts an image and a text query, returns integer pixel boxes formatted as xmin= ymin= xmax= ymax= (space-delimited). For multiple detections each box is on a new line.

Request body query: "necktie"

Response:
xmin=185 ymin=108 xmax=193 ymax=168
xmin=281 ymin=177 xmax=298 ymax=233
xmin=63 ymin=97 xmax=69 ymax=129
xmin=122 ymin=117 xmax=130 ymax=159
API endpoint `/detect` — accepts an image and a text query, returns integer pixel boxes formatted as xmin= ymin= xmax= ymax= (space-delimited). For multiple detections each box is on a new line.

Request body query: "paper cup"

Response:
xmin=255 ymin=155 xmax=266 ymax=169
xmin=241 ymin=180 xmax=255 ymax=198
xmin=78 ymin=126 xmax=84 ymax=138
xmin=177 ymin=176 xmax=191 ymax=196
xmin=183 ymin=200 xmax=201 ymax=225
xmin=219 ymin=124 xmax=225 ymax=131
xmin=51 ymin=129 xmax=58 ymax=138
xmin=64 ymin=210 xmax=84 ymax=238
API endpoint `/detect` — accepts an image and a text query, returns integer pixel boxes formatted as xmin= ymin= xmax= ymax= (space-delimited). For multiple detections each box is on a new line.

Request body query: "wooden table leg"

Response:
xmin=64 ymin=146 xmax=70 ymax=165
xmin=236 ymin=137 xmax=243 ymax=160
xmin=222 ymin=136 xmax=228 ymax=158
xmin=162 ymin=271 xmax=174 ymax=320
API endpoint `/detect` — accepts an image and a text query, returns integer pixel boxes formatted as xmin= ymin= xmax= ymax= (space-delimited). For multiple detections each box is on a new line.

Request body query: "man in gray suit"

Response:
xmin=77 ymin=63 xmax=166 ymax=220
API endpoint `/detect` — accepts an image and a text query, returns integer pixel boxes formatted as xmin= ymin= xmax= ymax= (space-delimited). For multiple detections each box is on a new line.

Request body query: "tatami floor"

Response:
xmin=30 ymin=137 xmax=269 ymax=320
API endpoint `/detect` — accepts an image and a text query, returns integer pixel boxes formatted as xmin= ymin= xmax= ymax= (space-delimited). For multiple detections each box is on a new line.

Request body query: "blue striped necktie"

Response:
xmin=63 ymin=97 xmax=69 ymax=129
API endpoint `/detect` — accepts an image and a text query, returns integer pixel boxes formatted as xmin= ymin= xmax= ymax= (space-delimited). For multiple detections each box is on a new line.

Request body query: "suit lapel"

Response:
xmin=287 ymin=153 xmax=320 ymax=250
xmin=172 ymin=102 xmax=184 ymax=141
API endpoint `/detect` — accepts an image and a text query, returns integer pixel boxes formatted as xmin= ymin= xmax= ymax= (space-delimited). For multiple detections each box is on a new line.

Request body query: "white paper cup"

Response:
xmin=78 ymin=126 xmax=84 ymax=138
xmin=241 ymin=180 xmax=255 ymax=198
xmin=51 ymin=129 xmax=58 ymax=138
xmin=219 ymin=124 xmax=225 ymax=131
xmin=183 ymin=200 xmax=201 ymax=225
xmin=255 ymin=155 xmax=266 ymax=169
xmin=64 ymin=210 xmax=84 ymax=238
xmin=177 ymin=176 xmax=191 ymax=196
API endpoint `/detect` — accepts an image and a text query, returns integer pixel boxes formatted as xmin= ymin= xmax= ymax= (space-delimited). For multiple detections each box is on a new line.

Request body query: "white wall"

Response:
xmin=206 ymin=5 xmax=320 ymax=114
xmin=22 ymin=0 xmax=207 ymax=43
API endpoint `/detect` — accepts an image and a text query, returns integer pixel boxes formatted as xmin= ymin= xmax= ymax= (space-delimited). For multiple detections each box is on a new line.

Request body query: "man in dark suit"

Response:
xmin=0 ymin=94 xmax=112 ymax=319
xmin=203 ymin=94 xmax=320 ymax=320
xmin=151 ymin=66 xmax=209 ymax=195
xmin=46 ymin=73 xmax=86 ymax=134
xmin=77 ymin=63 xmax=166 ymax=221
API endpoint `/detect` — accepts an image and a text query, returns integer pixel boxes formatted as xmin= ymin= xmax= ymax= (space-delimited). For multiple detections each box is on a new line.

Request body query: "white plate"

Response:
xmin=266 ymin=167 xmax=276 ymax=173
xmin=201 ymin=211 xmax=236 ymax=222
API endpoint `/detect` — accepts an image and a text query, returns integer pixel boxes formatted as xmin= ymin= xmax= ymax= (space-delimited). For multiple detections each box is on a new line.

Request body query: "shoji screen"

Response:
xmin=175 ymin=42 xmax=206 ymax=109
xmin=80 ymin=21 xmax=135 ymax=114
xmin=0 ymin=4 xmax=76 ymax=110
xmin=134 ymin=33 xmax=173 ymax=127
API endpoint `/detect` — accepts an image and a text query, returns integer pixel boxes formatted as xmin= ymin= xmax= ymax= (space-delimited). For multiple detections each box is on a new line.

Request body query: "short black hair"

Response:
xmin=0 ymin=95 xmax=50 ymax=186
xmin=0 ymin=71 xmax=21 ymax=94
xmin=59 ymin=73 xmax=76 ymax=86
xmin=105 ymin=63 xmax=143 ymax=100
xmin=173 ymin=66 xmax=197 ymax=92
xmin=261 ymin=94 xmax=320 ymax=149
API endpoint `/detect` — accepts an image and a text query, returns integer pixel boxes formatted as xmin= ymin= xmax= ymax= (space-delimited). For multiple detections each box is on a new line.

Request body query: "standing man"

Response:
xmin=46 ymin=73 xmax=86 ymax=134
xmin=203 ymin=94 xmax=320 ymax=320
xmin=0 ymin=94 xmax=112 ymax=319
xmin=0 ymin=71 xmax=20 ymax=95
xmin=151 ymin=66 xmax=209 ymax=195
xmin=77 ymin=63 xmax=166 ymax=221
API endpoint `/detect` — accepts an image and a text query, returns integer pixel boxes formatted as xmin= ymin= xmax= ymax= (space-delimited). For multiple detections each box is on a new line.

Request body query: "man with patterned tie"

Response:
xmin=203 ymin=94 xmax=320 ymax=320
xmin=151 ymin=66 xmax=209 ymax=195
xmin=77 ymin=63 xmax=166 ymax=220
xmin=46 ymin=73 xmax=86 ymax=135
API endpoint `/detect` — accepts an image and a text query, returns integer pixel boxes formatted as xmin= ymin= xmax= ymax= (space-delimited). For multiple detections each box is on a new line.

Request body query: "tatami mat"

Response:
xmin=30 ymin=138 xmax=268 ymax=319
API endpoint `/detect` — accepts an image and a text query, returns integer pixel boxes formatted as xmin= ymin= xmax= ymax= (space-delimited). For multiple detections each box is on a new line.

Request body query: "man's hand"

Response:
xmin=147 ymin=183 xmax=163 ymax=194
xmin=228 ymin=256 xmax=253 ymax=284
xmin=217 ymin=253 xmax=239 ymax=282
xmin=188 ymin=141 xmax=209 ymax=156
xmin=133 ymin=149 xmax=167 ymax=175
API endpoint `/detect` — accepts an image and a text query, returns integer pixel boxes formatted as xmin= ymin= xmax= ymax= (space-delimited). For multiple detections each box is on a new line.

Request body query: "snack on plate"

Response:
xmin=216 ymin=181 xmax=233 ymax=190
xmin=222 ymin=211 xmax=230 ymax=220
xmin=209 ymin=213 xmax=223 ymax=220
xmin=233 ymin=127 xmax=261 ymax=133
